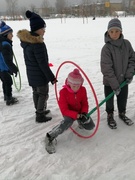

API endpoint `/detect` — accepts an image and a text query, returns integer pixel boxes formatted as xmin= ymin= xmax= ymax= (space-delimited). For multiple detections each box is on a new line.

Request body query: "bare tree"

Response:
xmin=5 ymin=0 xmax=18 ymax=20
xmin=55 ymin=0 xmax=66 ymax=14
xmin=42 ymin=0 xmax=50 ymax=8
xmin=41 ymin=0 xmax=50 ymax=16
xmin=19 ymin=7 xmax=28 ymax=19
xmin=29 ymin=4 xmax=36 ymax=12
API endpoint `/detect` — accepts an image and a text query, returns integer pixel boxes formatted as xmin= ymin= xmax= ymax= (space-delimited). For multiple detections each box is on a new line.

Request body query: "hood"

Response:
xmin=17 ymin=29 xmax=44 ymax=44
xmin=104 ymin=31 xmax=124 ymax=47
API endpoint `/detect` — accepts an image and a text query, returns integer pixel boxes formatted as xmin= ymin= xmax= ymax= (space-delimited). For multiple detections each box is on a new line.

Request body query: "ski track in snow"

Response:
xmin=0 ymin=17 xmax=135 ymax=180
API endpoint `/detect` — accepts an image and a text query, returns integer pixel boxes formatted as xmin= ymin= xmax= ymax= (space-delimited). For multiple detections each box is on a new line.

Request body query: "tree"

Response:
xmin=55 ymin=0 xmax=66 ymax=14
xmin=5 ymin=0 xmax=18 ymax=20
xmin=41 ymin=0 xmax=50 ymax=16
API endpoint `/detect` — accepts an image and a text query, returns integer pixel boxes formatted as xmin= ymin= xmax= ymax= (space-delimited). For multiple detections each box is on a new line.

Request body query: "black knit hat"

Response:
xmin=108 ymin=18 xmax=122 ymax=31
xmin=25 ymin=10 xmax=46 ymax=32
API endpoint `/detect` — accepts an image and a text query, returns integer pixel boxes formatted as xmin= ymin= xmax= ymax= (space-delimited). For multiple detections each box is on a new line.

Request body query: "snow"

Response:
xmin=0 ymin=17 xmax=135 ymax=180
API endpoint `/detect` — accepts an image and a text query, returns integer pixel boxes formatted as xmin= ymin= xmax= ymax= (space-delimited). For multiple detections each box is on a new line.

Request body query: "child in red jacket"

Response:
xmin=45 ymin=68 xmax=95 ymax=154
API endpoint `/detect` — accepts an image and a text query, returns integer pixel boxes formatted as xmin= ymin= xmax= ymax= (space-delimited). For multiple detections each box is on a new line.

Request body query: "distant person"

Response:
xmin=0 ymin=21 xmax=18 ymax=105
xmin=17 ymin=10 xmax=57 ymax=123
xmin=45 ymin=68 xmax=95 ymax=154
xmin=100 ymin=18 xmax=135 ymax=129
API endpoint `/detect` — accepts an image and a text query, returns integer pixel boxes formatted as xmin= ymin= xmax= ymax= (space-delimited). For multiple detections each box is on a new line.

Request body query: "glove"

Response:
xmin=126 ymin=78 xmax=133 ymax=84
xmin=113 ymin=87 xmax=121 ymax=96
xmin=79 ymin=113 xmax=90 ymax=124
xmin=51 ymin=78 xmax=58 ymax=85
xmin=15 ymin=72 xmax=18 ymax=77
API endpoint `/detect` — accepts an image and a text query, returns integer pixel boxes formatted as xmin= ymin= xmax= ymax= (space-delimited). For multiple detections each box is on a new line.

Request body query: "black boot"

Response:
xmin=6 ymin=97 xmax=18 ymax=106
xmin=119 ymin=112 xmax=134 ymax=126
xmin=44 ymin=109 xmax=51 ymax=115
xmin=36 ymin=112 xmax=52 ymax=123
xmin=107 ymin=113 xmax=117 ymax=129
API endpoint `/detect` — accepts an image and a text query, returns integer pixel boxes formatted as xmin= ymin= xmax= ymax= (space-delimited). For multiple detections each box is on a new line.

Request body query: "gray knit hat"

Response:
xmin=107 ymin=18 xmax=122 ymax=31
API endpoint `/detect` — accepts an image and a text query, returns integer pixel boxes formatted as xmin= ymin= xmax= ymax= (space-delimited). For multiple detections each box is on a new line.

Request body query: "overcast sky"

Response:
xmin=0 ymin=0 xmax=50 ymax=12
xmin=0 ymin=0 xmax=99 ymax=13
xmin=0 ymin=0 xmax=86 ymax=12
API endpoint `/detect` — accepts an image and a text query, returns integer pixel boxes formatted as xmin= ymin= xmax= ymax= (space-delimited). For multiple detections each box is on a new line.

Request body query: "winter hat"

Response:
xmin=25 ymin=10 xmax=46 ymax=32
xmin=0 ymin=21 xmax=13 ymax=36
xmin=107 ymin=18 xmax=122 ymax=31
xmin=67 ymin=68 xmax=84 ymax=85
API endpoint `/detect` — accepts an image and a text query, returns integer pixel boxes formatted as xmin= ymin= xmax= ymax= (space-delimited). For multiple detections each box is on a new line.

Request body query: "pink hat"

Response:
xmin=67 ymin=68 xmax=84 ymax=85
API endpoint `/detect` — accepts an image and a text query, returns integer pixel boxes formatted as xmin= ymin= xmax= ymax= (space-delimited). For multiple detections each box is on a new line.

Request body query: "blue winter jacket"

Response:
xmin=0 ymin=36 xmax=18 ymax=74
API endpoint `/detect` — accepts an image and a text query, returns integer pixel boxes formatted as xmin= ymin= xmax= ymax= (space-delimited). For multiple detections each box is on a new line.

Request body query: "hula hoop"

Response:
xmin=55 ymin=61 xmax=100 ymax=139
xmin=12 ymin=52 xmax=21 ymax=92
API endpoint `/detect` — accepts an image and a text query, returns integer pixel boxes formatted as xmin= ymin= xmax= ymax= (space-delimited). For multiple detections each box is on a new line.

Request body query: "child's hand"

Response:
xmin=79 ymin=113 xmax=90 ymax=124
xmin=113 ymin=88 xmax=121 ymax=96
xmin=51 ymin=78 xmax=58 ymax=85
xmin=126 ymin=78 xmax=133 ymax=84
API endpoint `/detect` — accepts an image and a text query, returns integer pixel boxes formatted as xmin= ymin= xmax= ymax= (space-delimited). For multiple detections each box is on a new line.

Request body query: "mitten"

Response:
xmin=113 ymin=87 xmax=121 ymax=96
xmin=51 ymin=78 xmax=58 ymax=85
xmin=14 ymin=72 xmax=18 ymax=77
xmin=79 ymin=113 xmax=90 ymax=124
xmin=126 ymin=78 xmax=133 ymax=84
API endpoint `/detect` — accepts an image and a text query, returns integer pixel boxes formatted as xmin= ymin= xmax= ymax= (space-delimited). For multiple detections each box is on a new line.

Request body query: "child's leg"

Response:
xmin=117 ymin=85 xmax=128 ymax=113
xmin=32 ymin=87 xmax=39 ymax=110
xmin=0 ymin=72 xmax=13 ymax=98
xmin=104 ymin=85 xmax=114 ymax=114
xmin=47 ymin=116 xmax=74 ymax=139
xmin=34 ymin=85 xmax=49 ymax=113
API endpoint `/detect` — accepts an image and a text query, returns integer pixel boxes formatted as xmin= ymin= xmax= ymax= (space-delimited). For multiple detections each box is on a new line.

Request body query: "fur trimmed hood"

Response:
xmin=17 ymin=29 xmax=44 ymax=43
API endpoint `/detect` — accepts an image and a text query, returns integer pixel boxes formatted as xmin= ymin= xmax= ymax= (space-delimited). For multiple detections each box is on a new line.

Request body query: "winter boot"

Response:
xmin=4 ymin=94 xmax=7 ymax=101
xmin=107 ymin=113 xmax=117 ymax=129
xmin=36 ymin=112 xmax=52 ymax=123
xmin=77 ymin=120 xmax=84 ymax=129
xmin=6 ymin=97 xmax=18 ymax=106
xmin=44 ymin=109 xmax=51 ymax=115
xmin=45 ymin=133 xmax=56 ymax=154
xmin=119 ymin=112 xmax=134 ymax=126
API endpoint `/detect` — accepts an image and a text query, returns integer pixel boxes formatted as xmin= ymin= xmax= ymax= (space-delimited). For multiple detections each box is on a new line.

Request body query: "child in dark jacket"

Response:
xmin=100 ymin=18 xmax=135 ymax=129
xmin=17 ymin=10 xmax=57 ymax=123
xmin=45 ymin=68 xmax=95 ymax=154
xmin=0 ymin=21 xmax=18 ymax=105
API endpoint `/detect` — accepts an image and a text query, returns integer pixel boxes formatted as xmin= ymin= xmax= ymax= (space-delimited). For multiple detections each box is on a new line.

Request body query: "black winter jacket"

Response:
xmin=17 ymin=30 xmax=55 ymax=87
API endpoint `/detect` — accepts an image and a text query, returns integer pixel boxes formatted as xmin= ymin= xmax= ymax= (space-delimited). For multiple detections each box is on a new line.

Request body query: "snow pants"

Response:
xmin=0 ymin=71 xmax=13 ymax=99
xmin=32 ymin=85 xmax=49 ymax=113
xmin=48 ymin=116 xmax=95 ymax=139
xmin=104 ymin=85 xmax=128 ymax=114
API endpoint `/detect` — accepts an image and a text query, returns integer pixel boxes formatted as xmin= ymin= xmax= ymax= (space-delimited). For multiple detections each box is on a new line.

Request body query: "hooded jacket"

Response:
xmin=58 ymin=80 xmax=89 ymax=120
xmin=17 ymin=29 xmax=55 ymax=87
xmin=0 ymin=36 xmax=18 ymax=74
xmin=101 ymin=31 xmax=135 ymax=90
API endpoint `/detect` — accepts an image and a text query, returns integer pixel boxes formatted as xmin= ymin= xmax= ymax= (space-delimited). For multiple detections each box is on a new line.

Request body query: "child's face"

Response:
xmin=7 ymin=32 xmax=13 ymax=40
xmin=35 ymin=28 xmax=45 ymax=36
xmin=108 ymin=28 xmax=121 ymax=40
xmin=69 ymin=83 xmax=81 ymax=92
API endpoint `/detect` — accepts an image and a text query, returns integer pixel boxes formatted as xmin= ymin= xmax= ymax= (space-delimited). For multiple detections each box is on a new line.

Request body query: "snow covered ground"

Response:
xmin=0 ymin=17 xmax=135 ymax=180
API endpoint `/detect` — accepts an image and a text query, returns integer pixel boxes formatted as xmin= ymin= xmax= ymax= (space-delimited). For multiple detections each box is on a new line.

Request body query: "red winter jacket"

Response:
xmin=58 ymin=84 xmax=89 ymax=120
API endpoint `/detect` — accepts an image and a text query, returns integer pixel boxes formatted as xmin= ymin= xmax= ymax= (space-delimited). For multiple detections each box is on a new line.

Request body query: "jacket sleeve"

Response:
xmin=125 ymin=41 xmax=135 ymax=79
xmin=80 ymin=87 xmax=89 ymax=113
xmin=58 ymin=89 xmax=78 ymax=120
xmin=101 ymin=45 xmax=120 ymax=90
xmin=2 ymin=44 xmax=18 ymax=74
xmin=33 ymin=43 xmax=55 ymax=82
